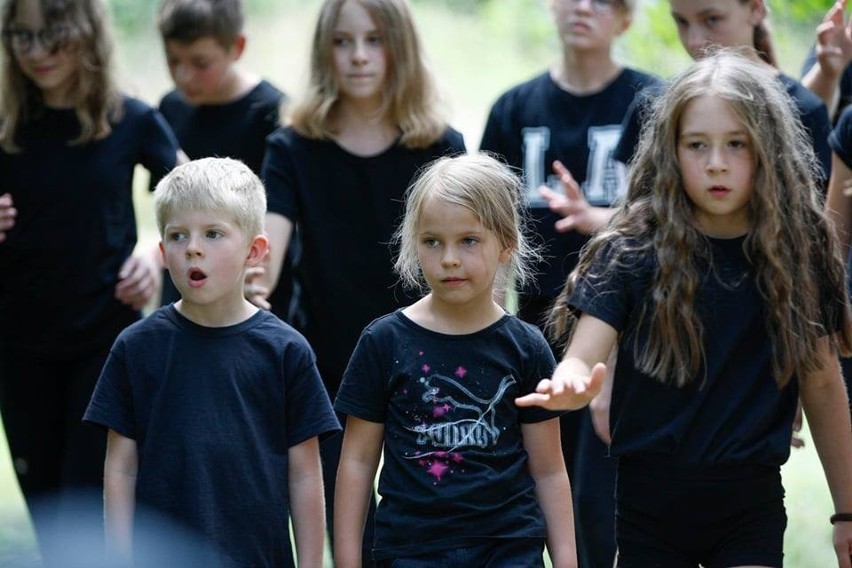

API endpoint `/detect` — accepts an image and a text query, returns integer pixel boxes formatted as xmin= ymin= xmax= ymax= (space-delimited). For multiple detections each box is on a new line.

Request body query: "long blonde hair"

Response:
xmin=0 ymin=0 xmax=121 ymax=152
xmin=551 ymin=49 xmax=852 ymax=387
xmin=289 ymin=0 xmax=446 ymax=149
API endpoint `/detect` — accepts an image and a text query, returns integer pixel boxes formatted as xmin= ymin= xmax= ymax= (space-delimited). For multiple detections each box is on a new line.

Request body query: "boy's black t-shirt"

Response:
xmin=0 ymin=97 xmax=179 ymax=356
xmin=262 ymin=127 xmax=466 ymax=395
xmin=84 ymin=306 xmax=340 ymax=568
xmin=335 ymin=311 xmax=561 ymax=559
xmin=157 ymin=80 xmax=286 ymax=305
xmin=568 ymin=235 xmax=843 ymax=466
xmin=614 ymin=74 xmax=833 ymax=185
xmin=480 ymin=68 xmax=659 ymax=298
xmin=801 ymin=47 xmax=852 ymax=122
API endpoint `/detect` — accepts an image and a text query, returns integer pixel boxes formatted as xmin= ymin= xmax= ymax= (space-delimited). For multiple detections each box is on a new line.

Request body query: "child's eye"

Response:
xmin=673 ymin=16 xmax=687 ymax=30
xmin=332 ymin=37 xmax=351 ymax=47
xmin=206 ymin=230 xmax=223 ymax=239
xmin=423 ymin=237 xmax=439 ymax=248
xmin=462 ymin=237 xmax=479 ymax=246
xmin=366 ymin=34 xmax=382 ymax=45
xmin=704 ymin=15 xmax=721 ymax=27
xmin=684 ymin=141 xmax=705 ymax=150
xmin=167 ymin=231 xmax=186 ymax=242
xmin=729 ymin=139 xmax=748 ymax=149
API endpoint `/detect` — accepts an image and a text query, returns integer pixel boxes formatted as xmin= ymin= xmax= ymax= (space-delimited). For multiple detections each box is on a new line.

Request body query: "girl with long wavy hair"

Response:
xmin=518 ymin=50 xmax=852 ymax=567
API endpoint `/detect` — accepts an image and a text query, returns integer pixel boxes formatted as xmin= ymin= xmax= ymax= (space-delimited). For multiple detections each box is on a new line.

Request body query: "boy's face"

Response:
xmin=163 ymin=35 xmax=244 ymax=105
xmin=549 ymin=0 xmax=631 ymax=52
xmin=159 ymin=209 xmax=266 ymax=316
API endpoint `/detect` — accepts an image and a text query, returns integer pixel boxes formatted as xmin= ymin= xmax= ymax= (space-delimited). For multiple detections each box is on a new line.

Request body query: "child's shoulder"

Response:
xmin=777 ymin=74 xmax=826 ymax=115
xmin=490 ymin=70 xmax=554 ymax=107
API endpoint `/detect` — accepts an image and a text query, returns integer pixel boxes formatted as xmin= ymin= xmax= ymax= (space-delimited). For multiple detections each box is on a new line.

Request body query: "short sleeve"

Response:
xmin=261 ymin=129 xmax=298 ymax=221
xmin=567 ymin=241 xmax=637 ymax=332
xmin=141 ymin=107 xmax=180 ymax=188
xmin=334 ymin=328 xmax=389 ymax=423
xmin=83 ymin=339 xmax=136 ymax=439
xmin=284 ymin=340 xmax=341 ymax=447
xmin=516 ymin=332 xmax=562 ymax=424
xmin=830 ymin=106 xmax=852 ymax=170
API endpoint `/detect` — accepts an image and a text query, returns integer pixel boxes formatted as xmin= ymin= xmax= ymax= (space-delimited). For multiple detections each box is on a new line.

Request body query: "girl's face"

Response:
xmin=11 ymin=0 xmax=78 ymax=107
xmin=549 ymin=0 xmax=631 ymax=52
xmin=677 ymin=94 xmax=755 ymax=238
xmin=331 ymin=0 xmax=388 ymax=108
xmin=416 ymin=197 xmax=511 ymax=312
xmin=669 ymin=0 xmax=765 ymax=60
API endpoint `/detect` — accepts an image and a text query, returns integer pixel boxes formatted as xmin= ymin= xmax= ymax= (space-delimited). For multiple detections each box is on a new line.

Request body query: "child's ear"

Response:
xmin=230 ymin=34 xmax=247 ymax=61
xmin=499 ymin=245 xmax=513 ymax=264
xmin=159 ymin=241 xmax=167 ymax=266
xmin=245 ymin=234 xmax=269 ymax=266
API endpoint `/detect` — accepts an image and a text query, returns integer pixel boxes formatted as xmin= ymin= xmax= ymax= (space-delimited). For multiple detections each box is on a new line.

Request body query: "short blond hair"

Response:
xmin=154 ymin=157 xmax=266 ymax=239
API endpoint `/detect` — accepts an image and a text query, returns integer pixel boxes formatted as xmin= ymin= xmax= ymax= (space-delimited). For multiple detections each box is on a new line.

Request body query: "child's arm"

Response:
xmin=826 ymin=152 xmax=852 ymax=261
xmin=334 ymin=416 xmax=384 ymax=568
xmin=516 ymin=314 xmax=617 ymax=411
xmin=798 ymin=337 xmax=852 ymax=566
xmin=522 ymin=419 xmax=577 ymax=568
xmin=0 ymin=192 xmax=15 ymax=243
xmin=802 ymin=0 xmax=852 ymax=120
xmin=288 ymin=436 xmax=325 ymax=568
xmin=104 ymin=429 xmax=138 ymax=564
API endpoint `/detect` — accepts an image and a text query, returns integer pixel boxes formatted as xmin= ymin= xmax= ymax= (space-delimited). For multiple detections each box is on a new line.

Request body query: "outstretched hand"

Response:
xmin=515 ymin=360 xmax=607 ymax=411
xmin=538 ymin=160 xmax=612 ymax=234
xmin=816 ymin=0 xmax=852 ymax=79
xmin=0 ymin=193 xmax=16 ymax=243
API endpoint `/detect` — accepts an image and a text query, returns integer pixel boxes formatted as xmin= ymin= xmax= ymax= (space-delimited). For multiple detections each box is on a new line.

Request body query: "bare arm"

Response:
xmin=334 ymin=417 xmax=384 ymax=568
xmin=104 ymin=430 xmax=138 ymax=564
xmin=522 ymin=419 xmax=577 ymax=568
xmin=289 ymin=436 xmax=325 ymax=568
xmin=802 ymin=0 xmax=852 ymax=120
xmin=799 ymin=337 xmax=852 ymax=567
xmin=516 ymin=314 xmax=618 ymax=410
xmin=246 ymin=212 xmax=293 ymax=310
xmin=827 ymin=152 xmax=852 ymax=261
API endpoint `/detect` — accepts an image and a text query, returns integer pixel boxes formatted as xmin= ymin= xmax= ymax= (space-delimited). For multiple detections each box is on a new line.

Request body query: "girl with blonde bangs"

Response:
xmin=0 ymin=0 xmax=181 ymax=563
xmin=518 ymin=50 xmax=852 ymax=567
xmin=0 ymin=0 xmax=121 ymax=152
xmin=289 ymin=0 xmax=445 ymax=149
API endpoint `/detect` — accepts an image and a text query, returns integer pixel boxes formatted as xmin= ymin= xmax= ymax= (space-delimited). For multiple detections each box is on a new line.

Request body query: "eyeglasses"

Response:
xmin=2 ymin=26 xmax=69 ymax=55
xmin=569 ymin=0 xmax=621 ymax=13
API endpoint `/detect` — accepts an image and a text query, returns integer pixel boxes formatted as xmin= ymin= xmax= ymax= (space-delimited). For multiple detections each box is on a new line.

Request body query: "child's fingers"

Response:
xmin=514 ymin=392 xmax=552 ymax=408
xmin=552 ymin=160 xmax=583 ymax=202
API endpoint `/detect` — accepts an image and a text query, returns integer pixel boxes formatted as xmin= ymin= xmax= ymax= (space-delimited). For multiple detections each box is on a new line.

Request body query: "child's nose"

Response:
xmin=706 ymin=147 xmax=728 ymax=173
xmin=441 ymin=246 xmax=460 ymax=267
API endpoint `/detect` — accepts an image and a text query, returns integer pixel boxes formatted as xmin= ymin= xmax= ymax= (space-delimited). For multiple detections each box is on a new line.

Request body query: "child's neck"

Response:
xmin=404 ymin=294 xmax=505 ymax=336
xmin=331 ymin=101 xmax=399 ymax=157
xmin=174 ymin=297 xmax=258 ymax=328
xmin=551 ymin=50 xmax=621 ymax=95
xmin=209 ymin=68 xmax=259 ymax=105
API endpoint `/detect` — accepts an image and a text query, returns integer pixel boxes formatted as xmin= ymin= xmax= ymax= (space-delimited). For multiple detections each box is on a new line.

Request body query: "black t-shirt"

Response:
xmin=84 ymin=306 xmax=340 ymax=568
xmin=335 ymin=311 xmax=561 ymax=559
xmin=480 ymin=68 xmax=659 ymax=298
xmin=157 ymin=80 xmax=286 ymax=305
xmin=262 ymin=127 xmax=466 ymax=395
xmin=614 ymin=74 xmax=833 ymax=185
xmin=0 ymin=97 xmax=179 ymax=355
xmin=568 ymin=235 xmax=842 ymax=466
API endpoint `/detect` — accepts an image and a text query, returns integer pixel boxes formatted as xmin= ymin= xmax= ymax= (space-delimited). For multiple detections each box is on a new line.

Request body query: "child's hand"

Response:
xmin=515 ymin=360 xmax=607 ymax=411
xmin=539 ymin=161 xmax=613 ymax=234
xmin=0 ymin=193 xmax=16 ymax=243
xmin=115 ymin=254 xmax=159 ymax=311
xmin=833 ymin=520 xmax=852 ymax=568
xmin=244 ymin=266 xmax=271 ymax=310
xmin=816 ymin=0 xmax=852 ymax=80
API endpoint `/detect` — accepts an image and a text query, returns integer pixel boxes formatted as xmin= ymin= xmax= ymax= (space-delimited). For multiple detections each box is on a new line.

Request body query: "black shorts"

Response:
xmin=615 ymin=457 xmax=787 ymax=568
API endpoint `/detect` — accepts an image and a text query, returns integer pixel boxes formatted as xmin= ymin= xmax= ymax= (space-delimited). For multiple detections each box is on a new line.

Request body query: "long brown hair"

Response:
xmin=0 ymin=0 xmax=122 ymax=152
xmin=288 ymin=0 xmax=446 ymax=149
xmin=550 ymin=49 xmax=852 ymax=388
